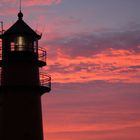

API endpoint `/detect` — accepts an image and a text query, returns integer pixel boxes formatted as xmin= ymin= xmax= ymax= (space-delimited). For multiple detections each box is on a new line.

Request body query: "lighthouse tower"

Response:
xmin=0 ymin=11 xmax=51 ymax=140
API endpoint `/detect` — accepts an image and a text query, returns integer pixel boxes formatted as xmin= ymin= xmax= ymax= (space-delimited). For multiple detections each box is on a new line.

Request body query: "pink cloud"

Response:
xmin=22 ymin=0 xmax=62 ymax=6
xmin=43 ymin=27 xmax=140 ymax=84
xmin=0 ymin=0 xmax=62 ymax=17
xmin=46 ymin=48 xmax=140 ymax=84
xmin=0 ymin=0 xmax=62 ymax=6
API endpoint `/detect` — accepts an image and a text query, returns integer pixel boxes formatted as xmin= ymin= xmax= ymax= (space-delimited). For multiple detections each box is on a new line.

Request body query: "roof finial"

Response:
xmin=18 ymin=0 xmax=23 ymax=20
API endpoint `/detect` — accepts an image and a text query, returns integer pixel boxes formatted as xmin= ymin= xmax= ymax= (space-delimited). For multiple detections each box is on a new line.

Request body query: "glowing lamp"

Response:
xmin=15 ymin=36 xmax=26 ymax=51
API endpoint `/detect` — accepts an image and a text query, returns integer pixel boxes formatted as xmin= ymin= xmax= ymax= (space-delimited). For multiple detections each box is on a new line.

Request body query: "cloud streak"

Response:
xmin=45 ymin=28 xmax=140 ymax=84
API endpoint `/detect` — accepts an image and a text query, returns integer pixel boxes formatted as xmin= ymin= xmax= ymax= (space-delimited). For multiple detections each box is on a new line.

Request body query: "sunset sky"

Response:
xmin=1 ymin=0 xmax=140 ymax=140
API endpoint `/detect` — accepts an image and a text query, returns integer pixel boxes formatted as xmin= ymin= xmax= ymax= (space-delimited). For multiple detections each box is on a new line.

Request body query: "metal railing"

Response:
xmin=39 ymin=71 xmax=51 ymax=89
xmin=0 ymin=44 xmax=47 ymax=64
xmin=38 ymin=47 xmax=47 ymax=63
xmin=10 ymin=45 xmax=47 ymax=64
xmin=0 ymin=68 xmax=51 ymax=89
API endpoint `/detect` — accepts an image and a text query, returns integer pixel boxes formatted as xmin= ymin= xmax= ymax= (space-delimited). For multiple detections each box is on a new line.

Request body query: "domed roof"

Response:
xmin=3 ymin=11 xmax=41 ymax=39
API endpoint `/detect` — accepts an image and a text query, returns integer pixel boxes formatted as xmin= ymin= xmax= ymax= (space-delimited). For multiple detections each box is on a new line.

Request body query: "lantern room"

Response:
xmin=1 ymin=11 xmax=42 ymax=63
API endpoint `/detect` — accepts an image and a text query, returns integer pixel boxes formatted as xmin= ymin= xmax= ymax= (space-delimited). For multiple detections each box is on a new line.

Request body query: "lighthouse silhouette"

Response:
xmin=0 ymin=10 xmax=51 ymax=140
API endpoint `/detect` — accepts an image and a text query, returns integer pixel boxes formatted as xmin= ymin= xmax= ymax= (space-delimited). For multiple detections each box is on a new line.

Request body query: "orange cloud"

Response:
xmin=46 ymin=48 xmax=140 ymax=84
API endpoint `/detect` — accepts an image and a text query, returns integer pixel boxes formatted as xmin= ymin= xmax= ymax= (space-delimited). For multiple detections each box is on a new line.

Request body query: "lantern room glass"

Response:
xmin=15 ymin=36 xmax=26 ymax=51
xmin=10 ymin=36 xmax=36 ymax=52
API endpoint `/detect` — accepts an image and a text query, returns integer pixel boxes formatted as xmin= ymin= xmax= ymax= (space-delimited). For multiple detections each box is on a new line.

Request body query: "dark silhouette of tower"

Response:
xmin=0 ymin=11 xmax=51 ymax=140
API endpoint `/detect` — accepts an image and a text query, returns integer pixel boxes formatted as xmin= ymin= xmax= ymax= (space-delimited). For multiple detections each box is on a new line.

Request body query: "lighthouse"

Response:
xmin=0 ymin=11 xmax=51 ymax=140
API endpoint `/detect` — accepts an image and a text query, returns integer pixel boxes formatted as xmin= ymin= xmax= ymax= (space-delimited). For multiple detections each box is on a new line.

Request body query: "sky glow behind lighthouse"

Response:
xmin=0 ymin=0 xmax=140 ymax=140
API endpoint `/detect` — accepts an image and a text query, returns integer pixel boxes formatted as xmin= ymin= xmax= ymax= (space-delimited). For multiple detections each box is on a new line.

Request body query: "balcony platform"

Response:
xmin=0 ymin=85 xmax=51 ymax=95
xmin=0 ymin=68 xmax=51 ymax=95
xmin=0 ymin=46 xmax=47 ymax=67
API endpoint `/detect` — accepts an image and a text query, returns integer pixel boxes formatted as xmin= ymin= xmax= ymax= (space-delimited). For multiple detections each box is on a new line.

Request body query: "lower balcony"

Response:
xmin=0 ymin=68 xmax=51 ymax=95
xmin=39 ymin=71 xmax=51 ymax=94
